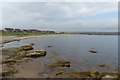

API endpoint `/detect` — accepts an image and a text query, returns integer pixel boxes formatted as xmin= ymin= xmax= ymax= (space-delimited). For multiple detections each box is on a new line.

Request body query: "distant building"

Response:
xmin=28 ymin=29 xmax=40 ymax=32
xmin=14 ymin=29 xmax=22 ymax=32
xmin=22 ymin=29 xmax=28 ymax=32
xmin=4 ymin=28 xmax=14 ymax=32
xmin=2 ymin=28 xmax=56 ymax=34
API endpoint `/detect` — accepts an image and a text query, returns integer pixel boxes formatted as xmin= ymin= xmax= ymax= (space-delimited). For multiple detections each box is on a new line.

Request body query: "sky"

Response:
xmin=1 ymin=2 xmax=118 ymax=32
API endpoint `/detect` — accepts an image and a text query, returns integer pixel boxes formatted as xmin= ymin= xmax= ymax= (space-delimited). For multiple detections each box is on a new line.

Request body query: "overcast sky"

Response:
xmin=1 ymin=2 xmax=118 ymax=32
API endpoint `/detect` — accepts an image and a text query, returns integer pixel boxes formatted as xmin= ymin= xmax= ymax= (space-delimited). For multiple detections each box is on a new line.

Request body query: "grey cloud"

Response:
xmin=2 ymin=2 xmax=118 ymax=31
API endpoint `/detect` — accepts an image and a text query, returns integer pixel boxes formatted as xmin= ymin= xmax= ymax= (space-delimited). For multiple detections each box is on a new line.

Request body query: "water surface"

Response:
xmin=2 ymin=35 xmax=118 ymax=73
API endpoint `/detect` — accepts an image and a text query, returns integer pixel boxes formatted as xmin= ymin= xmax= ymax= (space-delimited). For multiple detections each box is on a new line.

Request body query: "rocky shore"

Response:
xmin=1 ymin=45 xmax=119 ymax=79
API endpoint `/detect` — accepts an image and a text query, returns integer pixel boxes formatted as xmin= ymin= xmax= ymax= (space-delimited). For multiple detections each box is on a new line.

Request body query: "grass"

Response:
xmin=1 ymin=32 xmax=55 ymax=36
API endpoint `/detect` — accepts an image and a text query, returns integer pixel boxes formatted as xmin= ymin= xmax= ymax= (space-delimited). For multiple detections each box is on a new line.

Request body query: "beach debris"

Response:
xmin=48 ymin=60 xmax=70 ymax=68
xmin=89 ymin=48 xmax=97 ymax=53
xmin=26 ymin=50 xmax=46 ymax=58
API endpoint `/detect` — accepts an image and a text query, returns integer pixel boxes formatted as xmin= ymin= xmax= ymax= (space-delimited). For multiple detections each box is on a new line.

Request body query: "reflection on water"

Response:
xmin=2 ymin=35 xmax=118 ymax=73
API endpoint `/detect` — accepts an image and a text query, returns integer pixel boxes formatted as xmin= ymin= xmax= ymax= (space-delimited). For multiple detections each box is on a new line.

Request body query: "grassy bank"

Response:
xmin=1 ymin=32 xmax=56 ymax=36
xmin=1 ymin=31 xmax=119 ymax=36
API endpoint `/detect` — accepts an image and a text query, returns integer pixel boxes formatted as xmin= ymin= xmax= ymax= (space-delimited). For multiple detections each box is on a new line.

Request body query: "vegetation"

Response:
xmin=1 ymin=31 xmax=56 ymax=36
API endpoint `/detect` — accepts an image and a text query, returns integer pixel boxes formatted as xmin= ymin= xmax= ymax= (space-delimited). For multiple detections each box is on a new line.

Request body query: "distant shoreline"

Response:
xmin=0 ymin=34 xmax=73 ymax=44
xmin=0 ymin=33 xmax=118 ymax=44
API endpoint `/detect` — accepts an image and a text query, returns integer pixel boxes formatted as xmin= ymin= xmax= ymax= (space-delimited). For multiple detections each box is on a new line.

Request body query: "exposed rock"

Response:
xmin=48 ymin=46 xmax=52 ymax=47
xmin=55 ymin=71 xmax=64 ymax=76
xmin=66 ymin=72 xmax=91 ymax=78
xmin=102 ymin=75 xmax=115 ymax=78
xmin=2 ymin=68 xmax=18 ymax=77
xmin=90 ymin=71 xmax=104 ymax=78
xmin=20 ymin=45 xmax=33 ymax=50
xmin=98 ymin=64 xmax=108 ymax=68
xmin=2 ymin=59 xmax=16 ymax=64
xmin=48 ymin=60 xmax=70 ymax=68
xmin=89 ymin=48 xmax=97 ymax=53
xmin=30 ymin=43 xmax=34 ymax=45
xmin=0 ymin=44 xmax=4 ymax=47
xmin=26 ymin=50 xmax=46 ymax=58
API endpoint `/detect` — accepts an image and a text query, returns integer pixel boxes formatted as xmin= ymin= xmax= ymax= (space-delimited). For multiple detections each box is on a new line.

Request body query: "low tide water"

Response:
xmin=1 ymin=35 xmax=118 ymax=73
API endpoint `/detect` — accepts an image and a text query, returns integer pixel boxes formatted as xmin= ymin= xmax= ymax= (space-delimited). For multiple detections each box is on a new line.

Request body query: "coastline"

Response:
xmin=0 ymin=34 xmax=73 ymax=44
xmin=1 ymin=34 xmax=119 ymax=78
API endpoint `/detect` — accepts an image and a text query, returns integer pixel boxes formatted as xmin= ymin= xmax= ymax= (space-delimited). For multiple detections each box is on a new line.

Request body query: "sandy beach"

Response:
xmin=0 ymin=34 xmax=72 ymax=44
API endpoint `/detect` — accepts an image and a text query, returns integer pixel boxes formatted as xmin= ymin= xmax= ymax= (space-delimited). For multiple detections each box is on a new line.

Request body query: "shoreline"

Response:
xmin=0 ymin=33 xmax=117 ymax=45
xmin=0 ymin=34 xmax=74 ymax=44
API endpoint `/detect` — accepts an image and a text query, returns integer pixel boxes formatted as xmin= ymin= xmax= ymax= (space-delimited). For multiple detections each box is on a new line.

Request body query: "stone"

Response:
xmin=20 ymin=45 xmax=33 ymax=50
xmin=2 ymin=59 xmax=16 ymax=64
xmin=90 ymin=71 xmax=104 ymax=78
xmin=89 ymin=48 xmax=97 ymax=53
xmin=48 ymin=46 xmax=52 ymax=47
xmin=98 ymin=64 xmax=108 ymax=68
xmin=26 ymin=50 xmax=46 ymax=58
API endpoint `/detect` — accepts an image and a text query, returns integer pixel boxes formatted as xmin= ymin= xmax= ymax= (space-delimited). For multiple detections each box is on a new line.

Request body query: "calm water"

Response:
xmin=1 ymin=35 xmax=118 ymax=73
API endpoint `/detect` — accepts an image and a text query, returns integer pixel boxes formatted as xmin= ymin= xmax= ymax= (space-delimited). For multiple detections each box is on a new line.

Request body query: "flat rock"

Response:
xmin=20 ymin=45 xmax=33 ymax=50
xmin=26 ymin=50 xmax=46 ymax=58
xmin=89 ymin=48 xmax=97 ymax=53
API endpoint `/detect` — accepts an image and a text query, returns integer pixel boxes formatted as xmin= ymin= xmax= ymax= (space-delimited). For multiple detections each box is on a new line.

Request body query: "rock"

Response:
xmin=2 ymin=59 xmax=16 ymax=64
xmin=30 ymin=43 xmax=34 ymax=45
xmin=89 ymin=48 xmax=97 ymax=53
xmin=98 ymin=64 xmax=108 ymax=68
xmin=90 ymin=71 xmax=104 ymax=78
xmin=102 ymin=75 xmax=115 ymax=78
xmin=0 ymin=44 xmax=4 ymax=47
xmin=2 ymin=68 xmax=18 ymax=77
xmin=26 ymin=50 xmax=46 ymax=58
xmin=48 ymin=46 xmax=52 ymax=47
xmin=20 ymin=45 xmax=33 ymax=50
xmin=48 ymin=60 xmax=70 ymax=68
xmin=55 ymin=71 xmax=64 ymax=76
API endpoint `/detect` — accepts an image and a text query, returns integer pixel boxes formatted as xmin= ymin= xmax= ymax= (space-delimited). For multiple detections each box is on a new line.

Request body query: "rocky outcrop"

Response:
xmin=20 ymin=45 xmax=34 ymax=50
xmin=2 ymin=45 xmax=47 ymax=77
xmin=26 ymin=50 xmax=46 ymax=58
xmin=2 ymin=59 xmax=16 ymax=64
